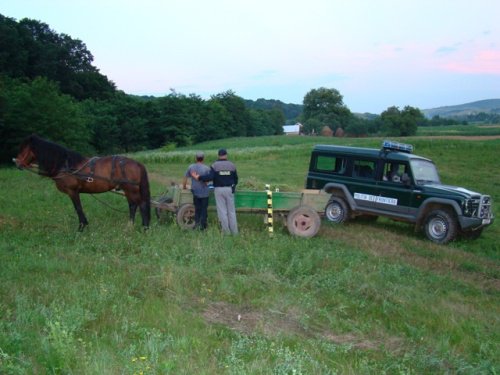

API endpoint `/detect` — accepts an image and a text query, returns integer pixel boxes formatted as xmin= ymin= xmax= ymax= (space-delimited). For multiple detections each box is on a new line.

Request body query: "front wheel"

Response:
xmin=286 ymin=205 xmax=321 ymax=238
xmin=325 ymin=197 xmax=350 ymax=224
xmin=424 ymin=209 xmax=458 ymax=244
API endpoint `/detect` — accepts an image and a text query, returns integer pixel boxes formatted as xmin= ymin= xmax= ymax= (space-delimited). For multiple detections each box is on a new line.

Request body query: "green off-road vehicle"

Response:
xmin=306 ymin=140 xmax=494 ymax=244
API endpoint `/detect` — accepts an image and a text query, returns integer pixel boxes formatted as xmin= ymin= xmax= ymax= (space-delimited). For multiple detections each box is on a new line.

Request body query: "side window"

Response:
xmin=383 ymin=162 xmax=407 ymax=183
xmin=315 ymin=155 xmax=346 ymax=175
xmin=352 ymin=159 xmax=376 ymax=179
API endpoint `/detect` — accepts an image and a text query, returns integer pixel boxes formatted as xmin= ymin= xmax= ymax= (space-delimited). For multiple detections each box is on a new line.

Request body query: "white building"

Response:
xmin=282 ymin=123 xmax=302 ymax=135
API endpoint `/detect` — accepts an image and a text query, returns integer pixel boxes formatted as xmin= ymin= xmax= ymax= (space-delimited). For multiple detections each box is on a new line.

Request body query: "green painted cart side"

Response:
xmin=235 ymin=189 xmax=330 ymax=213
xmin=152 ymin=186 xmax=331 ymax=237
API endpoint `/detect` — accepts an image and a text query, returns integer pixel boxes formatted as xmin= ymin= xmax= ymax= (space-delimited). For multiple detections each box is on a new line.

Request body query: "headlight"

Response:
xmin=479 ymin=196 xmax=492 ymax=219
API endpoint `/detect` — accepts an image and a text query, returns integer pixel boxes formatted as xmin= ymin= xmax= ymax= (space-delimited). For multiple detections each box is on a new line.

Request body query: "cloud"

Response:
xmin=436 ymin=46 xmax=458 ymax=54
xmin=435 ymin=42 xmax=463 ymax=55
xmin=443 ymin=50 xmax=500 ymax=74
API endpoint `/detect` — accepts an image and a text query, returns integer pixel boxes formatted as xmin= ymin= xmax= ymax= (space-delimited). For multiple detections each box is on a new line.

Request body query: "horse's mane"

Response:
xmin=23 ymin=134 xmax=86 ymax=176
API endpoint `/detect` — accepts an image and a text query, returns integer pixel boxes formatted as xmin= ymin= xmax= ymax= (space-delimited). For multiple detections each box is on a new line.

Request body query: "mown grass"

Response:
xmin=1 ymin=135 xmax=499 ymax=374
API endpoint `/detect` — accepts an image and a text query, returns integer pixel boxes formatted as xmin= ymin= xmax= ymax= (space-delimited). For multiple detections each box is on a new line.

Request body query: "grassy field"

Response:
xmin=1 ymin=135 xmax=499 ymax=374
xmin=416 ymin=124 xmax=500 ymax=137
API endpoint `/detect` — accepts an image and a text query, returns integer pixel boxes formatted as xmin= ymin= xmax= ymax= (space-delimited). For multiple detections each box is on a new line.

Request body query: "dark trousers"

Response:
xmin=193 ymin=196 xmax=209 ymax=230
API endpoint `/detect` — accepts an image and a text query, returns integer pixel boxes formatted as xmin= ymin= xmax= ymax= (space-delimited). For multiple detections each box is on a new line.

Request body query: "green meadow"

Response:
xmin=1 ymin=134 xmax=499 ymax=374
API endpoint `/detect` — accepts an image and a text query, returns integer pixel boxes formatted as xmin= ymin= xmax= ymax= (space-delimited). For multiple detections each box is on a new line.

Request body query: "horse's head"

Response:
xmin=13 ymin=137 xmax=37 ymax=170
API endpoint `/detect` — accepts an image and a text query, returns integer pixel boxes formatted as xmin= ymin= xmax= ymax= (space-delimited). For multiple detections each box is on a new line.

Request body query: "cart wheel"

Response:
xmin=176 ymin=203 xmax=196 ymax=229
xmin=286 ymin=205 xmax=321 ymax=238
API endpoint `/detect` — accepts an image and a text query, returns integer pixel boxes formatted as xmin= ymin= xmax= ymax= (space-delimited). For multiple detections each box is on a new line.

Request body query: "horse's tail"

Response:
xmin=139 ymin=164 xmax=151 ymax=225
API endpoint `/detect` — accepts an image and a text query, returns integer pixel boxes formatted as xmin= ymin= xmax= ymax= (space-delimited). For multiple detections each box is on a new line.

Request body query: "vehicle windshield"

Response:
xmin=410 ymin=159 xmax=441 ymax=185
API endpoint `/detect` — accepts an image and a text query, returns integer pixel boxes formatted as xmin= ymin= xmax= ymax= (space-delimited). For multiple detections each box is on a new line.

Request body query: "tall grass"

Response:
xmin=1 ymin=135 xmax=499 ymax=374
xmin=417 ymin=124 xmax=500 ymax=136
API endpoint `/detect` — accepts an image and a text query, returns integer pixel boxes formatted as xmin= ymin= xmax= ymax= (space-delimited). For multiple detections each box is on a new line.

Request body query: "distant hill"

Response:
xmin=422 ymin=99 xmax=500 ymax=119
xmin=244 ymin=98 xmax=303 ymax=122
xmin=244 ymin=98 xmax=500 ymax=122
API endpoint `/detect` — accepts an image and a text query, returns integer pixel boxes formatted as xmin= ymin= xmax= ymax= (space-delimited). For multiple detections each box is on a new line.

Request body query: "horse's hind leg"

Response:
xmin=139 ymin=201 xmax=150 ymax=229
xmin=69 ymin=193 xmax=88 ymax=231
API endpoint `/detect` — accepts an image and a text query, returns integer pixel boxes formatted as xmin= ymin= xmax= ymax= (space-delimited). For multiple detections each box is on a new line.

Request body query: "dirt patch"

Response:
xmin=202 ymin=301 xmax=304 ymax=337
xmin=0 ymin=215 xmax=22 ymax=229
xmin=201 ymin=301 xmax=403 ymax=351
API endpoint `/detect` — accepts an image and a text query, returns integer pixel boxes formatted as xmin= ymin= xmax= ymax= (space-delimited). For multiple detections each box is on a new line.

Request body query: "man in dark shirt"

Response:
xmin=191 ymin=148 xmax=238 ymax=234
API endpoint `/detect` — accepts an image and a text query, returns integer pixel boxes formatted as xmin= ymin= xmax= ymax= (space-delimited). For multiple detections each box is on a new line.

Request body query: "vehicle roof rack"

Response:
xmin=381 ymin=140 xmax=413 ymax=153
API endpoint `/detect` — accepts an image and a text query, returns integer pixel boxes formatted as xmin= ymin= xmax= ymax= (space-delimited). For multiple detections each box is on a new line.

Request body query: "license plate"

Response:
xmin=482 ymin=219 xmax=491 ymax=225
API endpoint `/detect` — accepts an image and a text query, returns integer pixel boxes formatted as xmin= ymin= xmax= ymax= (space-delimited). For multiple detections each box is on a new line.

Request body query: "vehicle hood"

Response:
xmin=422 ymin=184 xmax=482 ymax=199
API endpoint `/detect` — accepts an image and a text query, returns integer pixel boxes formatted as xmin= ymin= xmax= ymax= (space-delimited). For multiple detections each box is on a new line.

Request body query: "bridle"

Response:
xmin=13 ymin=145 xmax=36 ymax=170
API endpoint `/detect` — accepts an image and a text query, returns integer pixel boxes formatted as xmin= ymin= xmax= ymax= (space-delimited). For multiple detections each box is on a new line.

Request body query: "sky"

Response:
xmin=1 ymin=0 xmax=500 ymax=113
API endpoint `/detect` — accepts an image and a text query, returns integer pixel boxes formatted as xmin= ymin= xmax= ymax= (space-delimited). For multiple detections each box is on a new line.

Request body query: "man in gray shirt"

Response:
xmin=183 ymin=151 xmax=211 ymax=230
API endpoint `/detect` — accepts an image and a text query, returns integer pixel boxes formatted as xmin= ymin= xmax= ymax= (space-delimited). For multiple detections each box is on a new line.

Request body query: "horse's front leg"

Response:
xmin=69 ymin=193 xmax=88 ymax=231
xmin=128 ymin=202 xmax=138 ymax=224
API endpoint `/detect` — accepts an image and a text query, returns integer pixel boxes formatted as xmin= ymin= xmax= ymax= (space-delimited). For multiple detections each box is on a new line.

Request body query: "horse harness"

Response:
xmin=56 ymin=156 xmax=139 ymax=186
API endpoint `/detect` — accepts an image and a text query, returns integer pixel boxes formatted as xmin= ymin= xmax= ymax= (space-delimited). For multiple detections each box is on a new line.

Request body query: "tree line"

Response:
xmin=299 ymin=87 xmax=429 ymax=137
xmin=0 ymin=14 xmax=284 ymax=163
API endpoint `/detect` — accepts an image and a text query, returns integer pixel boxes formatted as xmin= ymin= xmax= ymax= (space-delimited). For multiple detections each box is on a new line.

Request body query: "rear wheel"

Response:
xmin=424 ymin=209 xmax=458 ymax=244
xmin=286 ymin=205 xmax=321 ymax=238
xmin=176 ymin=203 xmax=195 ymax=229
xmin=325 ymin=197 xmax=350 ymax=223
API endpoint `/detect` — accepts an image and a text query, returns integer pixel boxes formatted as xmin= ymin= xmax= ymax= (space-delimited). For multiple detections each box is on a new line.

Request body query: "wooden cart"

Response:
xmin=152 ymin=186 xmax=331 ymax=237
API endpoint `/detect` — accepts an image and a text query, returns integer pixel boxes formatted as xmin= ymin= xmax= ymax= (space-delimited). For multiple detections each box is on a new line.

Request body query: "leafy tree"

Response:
xmin=0 ymin=15 xmax=28 ymax=77
xmin=426 ymin=115 xmax=464 ymax=126
xmin=248 ymin=108 xmax=285 ymax=136
xmin=245 ymin=98 xmax=302 ymax=122
xmin=0 ymin=76 xmax=90 ymax=163
xmin=210 ymin=90 xmax=251 ymax=137
xmin=0 ymin=14 xmax=115 ymax=100
xmin=201 ymin=100 xmax=232 ymax=142
xmin=302 ymin=118 xmax=323 ymax=135
xmin=380 ymin=105 xmax=423 ymax=136
xmin=268 ymin=108 xmax=285 ymax=135
xmin=302 ymin=87 xmax=353 ymax=131
xmin=154 ymin=93 xmax=204 ymax=147
xmin=83 ymin=92 xmax=149 ymax=153
xmin=81 ymin=99 xmax=120 ymax=154
xmin=345 ymin=117 xmax=369 ymax=137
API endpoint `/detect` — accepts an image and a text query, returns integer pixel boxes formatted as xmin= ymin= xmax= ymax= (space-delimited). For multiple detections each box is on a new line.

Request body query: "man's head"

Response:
xmin=196 ymin=151 xmax=204 ymax=162
xmin=218 ymin=148 xmax=227 ymax=159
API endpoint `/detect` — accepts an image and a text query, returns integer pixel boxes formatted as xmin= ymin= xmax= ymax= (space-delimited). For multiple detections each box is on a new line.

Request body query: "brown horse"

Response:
xmin=13 ymin=134 xmax=150 ymax=231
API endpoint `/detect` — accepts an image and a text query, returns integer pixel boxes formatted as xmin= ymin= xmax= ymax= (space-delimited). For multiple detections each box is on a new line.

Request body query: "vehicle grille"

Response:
xmin=463 ymin=196 xmax=493 ymax=218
